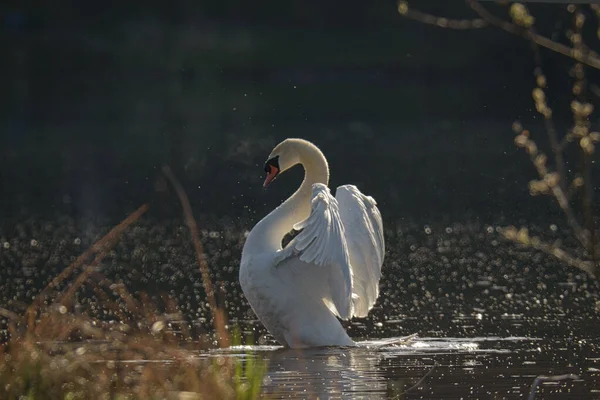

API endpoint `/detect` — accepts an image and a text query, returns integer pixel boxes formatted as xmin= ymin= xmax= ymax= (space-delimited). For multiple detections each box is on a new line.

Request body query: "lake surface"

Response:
xmin=210 ymin=335 xmax=600 ymax=399
xmin=2 ymin=215 xmax=600 ymax=398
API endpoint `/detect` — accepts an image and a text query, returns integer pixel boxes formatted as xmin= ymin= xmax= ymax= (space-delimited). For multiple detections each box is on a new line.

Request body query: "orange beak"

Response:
xmin=263 ymin=166 xmax=279 ymax=188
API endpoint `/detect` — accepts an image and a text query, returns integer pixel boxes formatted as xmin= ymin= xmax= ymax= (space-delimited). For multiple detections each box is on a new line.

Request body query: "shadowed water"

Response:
xmin=210 ymin=335 xmax=600 ymax=399
xmin=2 ymin=216 xmax=600 ymax=398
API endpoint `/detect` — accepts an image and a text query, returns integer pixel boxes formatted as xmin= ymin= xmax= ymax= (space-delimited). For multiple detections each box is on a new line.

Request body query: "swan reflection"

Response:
xmin=220 ymin=338 xmax=429 ymax=399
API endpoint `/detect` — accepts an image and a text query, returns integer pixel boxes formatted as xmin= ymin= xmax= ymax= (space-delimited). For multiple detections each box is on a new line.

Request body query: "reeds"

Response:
xmin=0 ymin=169 xmax=265 ymax=399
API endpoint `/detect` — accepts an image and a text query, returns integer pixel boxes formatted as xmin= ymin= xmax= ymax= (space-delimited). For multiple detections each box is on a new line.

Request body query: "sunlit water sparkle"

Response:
xmin=205 ymin=336 xmax=600 ymax=399
xmin=2 ymin=217 xmax=600 ymax=398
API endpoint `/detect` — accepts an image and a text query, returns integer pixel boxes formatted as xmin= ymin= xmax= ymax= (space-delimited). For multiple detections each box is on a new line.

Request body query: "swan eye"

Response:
xmin=263 ymin=156 xmax=281 ymax=188
xmin=264 ymin=156 xmax=280 ymax=173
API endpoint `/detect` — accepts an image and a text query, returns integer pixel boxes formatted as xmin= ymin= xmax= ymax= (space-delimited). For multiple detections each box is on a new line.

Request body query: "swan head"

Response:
xmin=263 ymin=139 xmax=302 ymax=188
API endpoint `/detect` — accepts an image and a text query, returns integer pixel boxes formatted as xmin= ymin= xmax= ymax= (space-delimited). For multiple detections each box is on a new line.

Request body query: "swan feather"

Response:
xmin=275 ymin=183 xmax=354 ymax=319
xmin=335 ymin=184 xmax=385 ymax=317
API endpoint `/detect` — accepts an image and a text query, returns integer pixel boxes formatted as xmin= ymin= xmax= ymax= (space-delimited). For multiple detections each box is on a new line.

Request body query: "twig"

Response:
xmin=570 ymin=7 xmax=599 ymax=274
xmin=162 ymin=165 xmax=230 ymax=348
xmin=516 ymin=132 xmax=591 ymax=250
xmin=582 ymin=150 xmax=598 ymax=276
xmin=397 ymin=2 xmax=487 ymax=29
xmin=466 ymin=0 xmax=600 ymax=71
xmin=528 ymin=37 xmax=569 ymax=195
xmin=502 ymin=227 xmax=595 ymax=277
xmin=393 ymin=364 xmax=436 ymax=398
xmin=516 ymin=6 xmax=594 ymax=255
xmin=528 ymin=374 xmax=580 ymax=400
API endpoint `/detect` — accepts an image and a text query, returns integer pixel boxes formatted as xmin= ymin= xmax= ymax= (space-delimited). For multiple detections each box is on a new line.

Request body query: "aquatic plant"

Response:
xmin=230 ymin=327 xmax=268 ymax=400
xmin=0 ymin=169 xmax=266 ymax=399
xmin=398 ymin=2 xmax=600 ymax=279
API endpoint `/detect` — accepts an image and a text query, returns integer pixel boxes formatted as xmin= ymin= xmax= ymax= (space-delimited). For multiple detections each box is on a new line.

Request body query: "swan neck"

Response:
xmin=295 ymin=145 xmax=330 ymax=200
xmin=245 ymin=142 xmax=329 ymax=254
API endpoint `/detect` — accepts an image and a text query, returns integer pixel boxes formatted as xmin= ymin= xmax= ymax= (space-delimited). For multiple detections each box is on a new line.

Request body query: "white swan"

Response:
xmin=239 ymin=138 xmax=385 ymax=348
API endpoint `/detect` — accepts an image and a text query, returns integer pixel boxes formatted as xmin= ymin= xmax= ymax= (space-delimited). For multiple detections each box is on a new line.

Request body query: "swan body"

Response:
xmin=239 ymin=138 xmax=385 ymax=348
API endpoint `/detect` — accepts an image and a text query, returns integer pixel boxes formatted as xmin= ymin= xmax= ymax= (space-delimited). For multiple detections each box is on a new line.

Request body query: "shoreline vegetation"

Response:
xmin=0 ymin=169 xmax=265 ymax=400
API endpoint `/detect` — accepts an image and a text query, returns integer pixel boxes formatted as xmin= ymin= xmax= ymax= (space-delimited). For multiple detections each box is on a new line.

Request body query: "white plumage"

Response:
xmin=239 ymin=138 xmax=385 ymax=348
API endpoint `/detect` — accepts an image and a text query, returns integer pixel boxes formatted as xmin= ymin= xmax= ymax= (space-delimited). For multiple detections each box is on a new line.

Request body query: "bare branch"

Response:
xmin=569 ymin=6 xmax=599 ymax=268
xmin=503 ymin=227 xmax=595 ymax=277
xmin=392 ymin=364 xmax=437 ymax=398
xmin=514 ymin=130 xmax=591 ymax=249
xmin=466 ymin=0 xmax=600 ymax=70
xmin=397 ymin=1 xmax=487 ymax=29
xmin=528 ymin=374 xmax=580 ymax=400
xmin=528 ymin=61 xmax=568 ymax=196
xmin=397 ymin=2 xmax=600 ymax=277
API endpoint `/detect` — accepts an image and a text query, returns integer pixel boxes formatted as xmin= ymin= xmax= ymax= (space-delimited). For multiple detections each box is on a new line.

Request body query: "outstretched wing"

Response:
xmin=335 ymin=184 xmax=385 ymax=318
xmin=275 ymin=183 xmax=354 ymax=319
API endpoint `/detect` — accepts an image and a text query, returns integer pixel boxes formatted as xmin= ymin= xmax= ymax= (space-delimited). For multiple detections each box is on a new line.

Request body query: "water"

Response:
xmin=2 ymin=216 xmax=600 ymax=398
xmin=208 ymin=336 xmax=600 ymax=399
xmin=216 ymin=335 xmax=600 ymax=398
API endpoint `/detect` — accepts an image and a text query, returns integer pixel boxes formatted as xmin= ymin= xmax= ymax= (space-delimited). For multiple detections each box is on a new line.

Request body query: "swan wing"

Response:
xmin=275 ymin=183 xmax=354 ymax=319
xmin=335 ymin=184 xmax=385 ymax=318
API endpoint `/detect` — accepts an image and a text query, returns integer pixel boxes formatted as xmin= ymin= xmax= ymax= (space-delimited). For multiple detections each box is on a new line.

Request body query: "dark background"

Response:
xmin=1 ymin=0 xmax=599 ymax=224
xmin=3 ymin=6 xmax=600 ymax=381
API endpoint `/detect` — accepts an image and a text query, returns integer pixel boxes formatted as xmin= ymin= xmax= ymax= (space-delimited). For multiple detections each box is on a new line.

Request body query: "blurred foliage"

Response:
xmin=0 ymin=205 xmax=266 ymax=399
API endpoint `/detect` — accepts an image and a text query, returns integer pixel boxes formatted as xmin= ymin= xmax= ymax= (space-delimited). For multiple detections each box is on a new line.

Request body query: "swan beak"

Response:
xmin=263 ymin=166 xmax=279 ymax=188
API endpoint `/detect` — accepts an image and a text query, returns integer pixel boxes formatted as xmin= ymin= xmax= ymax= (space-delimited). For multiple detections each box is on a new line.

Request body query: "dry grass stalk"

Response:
xmin=0 ymin=202 xmax=262 ymax=399
xmin=1 ymin=310 xmax=240 ymax=399
xmin=23 ymin=204 xmax=150 ymax=332
xmin=162 ymin=165 xmax=230 ymax=348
